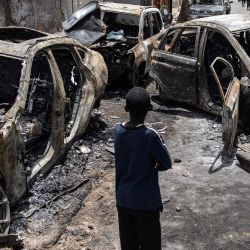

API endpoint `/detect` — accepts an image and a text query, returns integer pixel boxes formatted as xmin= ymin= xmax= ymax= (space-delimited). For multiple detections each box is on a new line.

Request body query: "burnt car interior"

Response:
xmin=204 ymin=30 xmax=243 ymax=106
xmin=51 ymin=48 xmax=83 ymax=137
xmin=24 ymin=53 xmax=54 ymax=168
xmin=0 ymin=56 xmax=22 ymax=115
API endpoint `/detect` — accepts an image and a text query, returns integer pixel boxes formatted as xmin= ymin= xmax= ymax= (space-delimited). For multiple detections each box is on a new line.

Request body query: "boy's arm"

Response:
xmin=150 ymin=132 xmax=172 ymax=171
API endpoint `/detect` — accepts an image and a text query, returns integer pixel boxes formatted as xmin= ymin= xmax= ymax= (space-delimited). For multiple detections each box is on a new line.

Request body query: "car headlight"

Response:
xmin=213 ymin=11 xmax=223 ymax=15
xmin=189 ymin=9 xmax=198 ymax=15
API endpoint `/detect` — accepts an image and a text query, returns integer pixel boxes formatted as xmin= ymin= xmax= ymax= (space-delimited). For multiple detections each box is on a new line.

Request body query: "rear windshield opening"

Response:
xmin=234 ymin=29 xmax=250 ymax=57
xmin=0 ymin=56 xmax=23 ymax=115
xmin=102 ymin=12 xmax=140 ymax=38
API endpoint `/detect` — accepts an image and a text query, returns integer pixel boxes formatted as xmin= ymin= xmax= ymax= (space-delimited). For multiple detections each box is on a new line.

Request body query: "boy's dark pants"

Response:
xmin=118 ymin=207 xmax=161 ymax=250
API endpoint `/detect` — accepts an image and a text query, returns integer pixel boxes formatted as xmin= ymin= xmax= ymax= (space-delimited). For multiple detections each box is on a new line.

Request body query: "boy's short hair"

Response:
xmin=126 ymin=87 xmax=151 ymax=115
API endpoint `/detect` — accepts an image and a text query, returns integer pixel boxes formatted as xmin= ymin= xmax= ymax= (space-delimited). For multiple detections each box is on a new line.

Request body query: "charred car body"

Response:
xmin=150 ymin=15 xmax=250 ymax=156
xmin=0 ymin=27 xmax=107 ymax=235
xmin=64 ymin=1 xmax=165 ymax=86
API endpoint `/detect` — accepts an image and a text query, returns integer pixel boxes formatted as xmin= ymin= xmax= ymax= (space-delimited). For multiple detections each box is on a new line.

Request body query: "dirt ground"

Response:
xmin=10 ymin=83 xmax=250 ymax=250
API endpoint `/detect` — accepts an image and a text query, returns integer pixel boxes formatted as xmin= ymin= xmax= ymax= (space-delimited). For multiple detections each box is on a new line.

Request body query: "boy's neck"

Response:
xmin=124 ymin=114 xmax=146 ymax=128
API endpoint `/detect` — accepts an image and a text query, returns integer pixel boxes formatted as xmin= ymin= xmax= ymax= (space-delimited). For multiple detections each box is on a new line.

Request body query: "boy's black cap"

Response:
xmin=125 ymin=87 xmax=152 ymax=114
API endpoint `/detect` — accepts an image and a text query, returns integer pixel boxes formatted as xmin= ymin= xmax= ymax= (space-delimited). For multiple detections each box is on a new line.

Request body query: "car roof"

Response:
xmin=99 ymin=2 xmax=152 ymax=15
xmin=187 ymin=14 xmax=250 ymax=32
xmin=0 ymin=27 xmax=75 ymax=58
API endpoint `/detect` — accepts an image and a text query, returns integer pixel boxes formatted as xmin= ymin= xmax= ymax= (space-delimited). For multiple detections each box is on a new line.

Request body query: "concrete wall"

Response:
xmin=0 ymin=0 xmax=90 ymax=32
xmin=0 ymin=0 xmax=9 ymax=26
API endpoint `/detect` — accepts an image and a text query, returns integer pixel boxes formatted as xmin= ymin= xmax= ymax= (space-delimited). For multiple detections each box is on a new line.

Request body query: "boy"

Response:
xmin=114 ymin=87 xmax=172 ymax=250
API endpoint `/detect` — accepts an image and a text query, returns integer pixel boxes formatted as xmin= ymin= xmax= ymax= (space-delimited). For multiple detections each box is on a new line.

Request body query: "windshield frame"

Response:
xmin=102 ymin=11 xmax=140 ymax=38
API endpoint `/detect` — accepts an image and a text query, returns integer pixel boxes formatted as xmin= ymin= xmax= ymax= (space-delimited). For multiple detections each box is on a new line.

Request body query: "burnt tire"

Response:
xmin=0 ymin=186 xmax=10 ymax=235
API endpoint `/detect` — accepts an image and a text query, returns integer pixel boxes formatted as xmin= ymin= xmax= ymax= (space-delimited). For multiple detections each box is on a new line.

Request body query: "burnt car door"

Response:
xmin=50 ymin=45 xmax=97 ymax=145
xmin=151 ymin=27 xmax=200 ymax=105
xmin=210 ymin=57 xmax=240 ymax=156
xmin=50 ymin=46 xmax=85 ymax=144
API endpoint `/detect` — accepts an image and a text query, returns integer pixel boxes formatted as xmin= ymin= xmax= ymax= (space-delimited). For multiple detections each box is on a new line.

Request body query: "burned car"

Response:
xmin=0 ymin=27 xmax=107 ymax=235
xmin=150 ymin=15 xmax=250 ymax=156
xmin=63 ymin=1 xmax=165 ymax=86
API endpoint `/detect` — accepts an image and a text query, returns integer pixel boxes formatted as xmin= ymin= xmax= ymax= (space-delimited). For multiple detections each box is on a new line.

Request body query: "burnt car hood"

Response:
xmin=63 ymin=1 xmax=106 ymax=46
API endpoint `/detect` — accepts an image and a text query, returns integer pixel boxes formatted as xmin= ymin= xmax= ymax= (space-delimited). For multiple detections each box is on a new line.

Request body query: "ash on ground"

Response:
xmin=10 ymin=111 xmax=115 ymax=247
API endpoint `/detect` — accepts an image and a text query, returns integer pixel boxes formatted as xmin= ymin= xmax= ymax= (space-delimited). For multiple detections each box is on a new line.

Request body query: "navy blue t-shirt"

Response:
xmin=114 ymin=124 xmax=172 ymax=211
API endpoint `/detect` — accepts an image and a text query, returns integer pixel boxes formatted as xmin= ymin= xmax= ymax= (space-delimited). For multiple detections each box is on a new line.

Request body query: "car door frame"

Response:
xmin=210 ymin=56 xmax=240 ymax=157
xmin=26 ymin=47 xmax=66 ymax=183
xmin=48 ymin=44 xmax=93 ymax=145
xmin=64 ymin=45 xmax=97 ymax=145
xmin=137 ymin=9 xmax=165 ymax=75
xmin=151 ymin=25 xmax=201 ymax=105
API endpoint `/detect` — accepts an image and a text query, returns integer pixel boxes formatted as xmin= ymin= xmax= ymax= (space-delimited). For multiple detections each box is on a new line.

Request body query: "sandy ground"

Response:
xmin=9 ymin=83 xmax=250 ymax=250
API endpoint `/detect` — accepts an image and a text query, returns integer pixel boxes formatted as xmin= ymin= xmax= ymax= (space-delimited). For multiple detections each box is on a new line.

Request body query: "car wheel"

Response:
xmin=0 ymin=186 xmax=10 ymax=235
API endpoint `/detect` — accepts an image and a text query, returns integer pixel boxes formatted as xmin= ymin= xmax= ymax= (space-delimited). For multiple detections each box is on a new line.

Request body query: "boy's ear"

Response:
xmin=124 ymin=105 xmax=129 ymax=112
xmin=148 ymin=104 xmax=153 ymax=111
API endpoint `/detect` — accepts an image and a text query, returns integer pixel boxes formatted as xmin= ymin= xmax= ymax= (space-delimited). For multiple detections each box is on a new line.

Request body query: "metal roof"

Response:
xmin=100 ymin=2 xmax=151 ymax=15
xmin=0 ymin=28 xmax=72 ymax=58
xmin=188 ymin=14 xmax=250 ymax=32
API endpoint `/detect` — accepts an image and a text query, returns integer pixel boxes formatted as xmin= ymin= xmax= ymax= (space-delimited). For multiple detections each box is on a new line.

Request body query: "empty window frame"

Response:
xmin=172 ymin=27 xmax=198 ymax=58
xmin=160 ymin=28 xmax=180 ymax=51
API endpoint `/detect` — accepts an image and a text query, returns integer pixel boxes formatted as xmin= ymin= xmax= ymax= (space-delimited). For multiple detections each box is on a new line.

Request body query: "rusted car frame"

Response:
xmin=64 ymin=1 xmax=166 ymax=86
xmin=150 ymin=15 xmax=250 ymax=157
xmin=0 ymin=27 xmax=107 ymax=235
